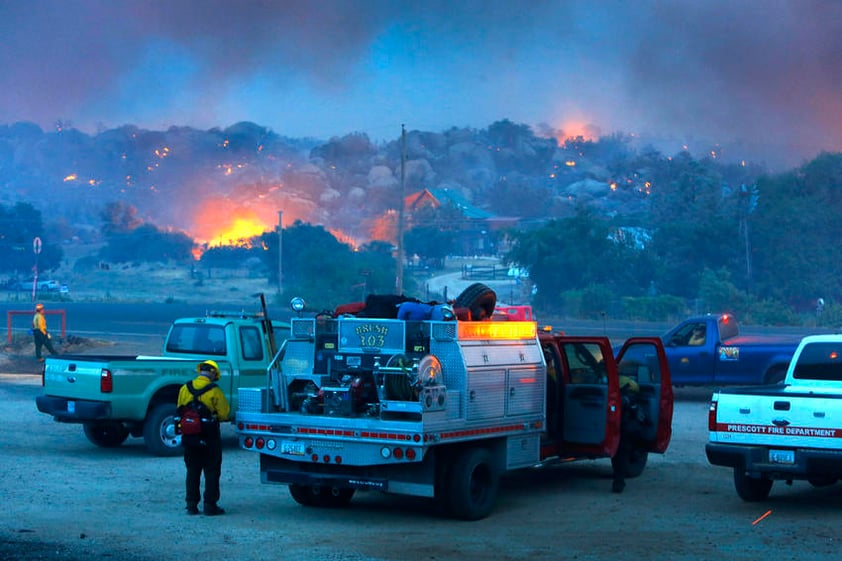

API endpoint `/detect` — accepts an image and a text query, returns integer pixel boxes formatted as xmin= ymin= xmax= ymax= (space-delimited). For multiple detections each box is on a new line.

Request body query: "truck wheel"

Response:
xmin=447 ymin=447 xmax=499 ymax=520
xmin=454 ymin=283 xmax=497 ymax=320
xmin=289 ymin=484 xmax=354 ymax=508
xmin=611 ymin=448 xmax=649 ymax=479
xmin=83 ymin=421 xmax=129 ymax=448
xmin=143 ymin=404 xmax=182 ymax=457
xmin=734 ymin=469 xmax=773 ymax=501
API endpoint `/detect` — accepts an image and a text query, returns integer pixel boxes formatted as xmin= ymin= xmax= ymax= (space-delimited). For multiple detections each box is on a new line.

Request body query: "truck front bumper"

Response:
xmin=36 ymin=395 xmax=111 ymax=422
xmin=706 ymin=443 xmax=842 ymax=479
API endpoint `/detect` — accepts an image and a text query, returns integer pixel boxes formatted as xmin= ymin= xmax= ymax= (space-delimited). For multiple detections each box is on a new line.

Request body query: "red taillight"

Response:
xmin=708 ymin=400 xmax=718 ymax=431
xmin=405 ymin=448 xmax=416 ymax=461
xmin=100 ymin=369 xmax=113 ymax=393
xmin=256 ymin=438 xmax=265 ymax=449
xmin=244 ymin=437 xmax=254 ymax=448
xmin=393 ymin=448 xmax=404 ymax=460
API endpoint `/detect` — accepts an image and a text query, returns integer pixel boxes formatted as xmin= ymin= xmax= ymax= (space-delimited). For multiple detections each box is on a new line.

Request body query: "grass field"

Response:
xmin=6 ymin=244 xmax=518 ymax=307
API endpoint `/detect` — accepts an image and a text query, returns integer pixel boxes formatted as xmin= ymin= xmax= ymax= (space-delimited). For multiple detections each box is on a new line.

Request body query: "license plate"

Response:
xmin=280 ymin=441 xmax=305 ymax=456
xmin=67 ymin=401 xmax=75 ymax=414
xmin=769 ymin=449 xmax=794 ymax=464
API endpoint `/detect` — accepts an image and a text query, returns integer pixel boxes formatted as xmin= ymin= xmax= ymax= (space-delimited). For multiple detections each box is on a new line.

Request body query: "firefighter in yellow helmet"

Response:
xmin=176 ymin=359 xmax=230 ymax=515
xmin=32 ymin=303 xmax=59 ymax=362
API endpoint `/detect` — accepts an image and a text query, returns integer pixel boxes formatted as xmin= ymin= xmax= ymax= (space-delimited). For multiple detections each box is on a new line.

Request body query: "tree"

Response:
xmin=259 ymin=222 xmax=402 ymax=310
xmin=505 ymin=207 xmax=645 ymax=313
xmin=750 ymin=153 xmax=842 ymax=309
xmin=0 ymin=202 xmax=62 ymax=275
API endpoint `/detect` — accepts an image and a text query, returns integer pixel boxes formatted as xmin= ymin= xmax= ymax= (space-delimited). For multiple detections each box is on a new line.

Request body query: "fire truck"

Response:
xmin=236 ymin=294 xmax=673 ymax=519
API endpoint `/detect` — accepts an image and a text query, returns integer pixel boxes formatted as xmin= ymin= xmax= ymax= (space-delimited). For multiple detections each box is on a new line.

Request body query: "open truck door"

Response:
xmin=615 ymin=337 xmax=673 ymax=453
xmin=541 ymin=336 xmax=622 ymax=459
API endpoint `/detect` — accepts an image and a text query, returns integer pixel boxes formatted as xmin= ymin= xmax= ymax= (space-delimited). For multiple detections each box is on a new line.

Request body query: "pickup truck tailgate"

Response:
xmin=710 ymin=386 xmax=842 ymax=449
xmin=42 ymin=356 xmax=113 ymax=399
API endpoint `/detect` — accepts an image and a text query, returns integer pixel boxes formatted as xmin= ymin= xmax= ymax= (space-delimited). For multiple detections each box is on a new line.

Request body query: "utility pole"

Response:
xmin=396 ymin=124 xmax=406 ymax=295
xmin=276 ymin=210 xmax=283 ymax=295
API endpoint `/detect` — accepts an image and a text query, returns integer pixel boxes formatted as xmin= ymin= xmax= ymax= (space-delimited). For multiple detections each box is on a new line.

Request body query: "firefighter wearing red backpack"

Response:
xmin=176 ymin=360 xmax=230 ymax=516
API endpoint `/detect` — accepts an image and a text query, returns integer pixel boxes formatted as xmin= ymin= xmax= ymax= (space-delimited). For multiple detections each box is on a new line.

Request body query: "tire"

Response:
xmin=289 ymin=484 xmax=355 ymax=508
xmin=454 ymin=283 xmax=496 ymax=321
xmin=143 ymin=403 xmax=182 ymax=457
xmin=446 ymin=447 xmax=500 ymax=521
xmin=83 ymin=421 xmax=130 ymax=448
xmin=733 ymin=469 xmax=773 ymax=501
xmin=611 ymin=448 xmax=649 ymax=479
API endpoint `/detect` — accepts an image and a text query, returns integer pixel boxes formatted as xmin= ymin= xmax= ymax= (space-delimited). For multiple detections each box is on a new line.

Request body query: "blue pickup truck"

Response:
xmin=661 ymin=313 xmax=801 ymax=386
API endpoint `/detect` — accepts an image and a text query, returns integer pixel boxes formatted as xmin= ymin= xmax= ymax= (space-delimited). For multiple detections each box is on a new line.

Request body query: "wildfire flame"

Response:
xmin=190 ymin=198 xmax=273 ymax=259
xmin=555 ymin=120 xmax=599 ymax=143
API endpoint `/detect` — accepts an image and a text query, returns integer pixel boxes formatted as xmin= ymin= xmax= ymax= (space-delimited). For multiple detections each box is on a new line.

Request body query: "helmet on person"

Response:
xmin=197 ymin=359 xmax=221 ymax=380
xmin=35 ymin=303 xmax=44 ymax=311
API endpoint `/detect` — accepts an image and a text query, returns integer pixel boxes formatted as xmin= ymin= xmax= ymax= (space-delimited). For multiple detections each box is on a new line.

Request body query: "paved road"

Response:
xmin=0 ymin=301 xmax=299 ymax=354
xmin=2 ymin=301 xmax=831 ymax=355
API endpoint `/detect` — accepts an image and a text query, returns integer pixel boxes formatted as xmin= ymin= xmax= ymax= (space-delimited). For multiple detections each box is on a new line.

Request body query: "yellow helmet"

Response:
xmin=197 ymin=360 xmax=221 ymax=380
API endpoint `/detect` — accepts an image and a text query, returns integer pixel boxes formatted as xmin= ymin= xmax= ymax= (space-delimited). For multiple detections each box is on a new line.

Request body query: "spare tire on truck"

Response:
xmin=455 ymin=283 xmax=497 ymax=321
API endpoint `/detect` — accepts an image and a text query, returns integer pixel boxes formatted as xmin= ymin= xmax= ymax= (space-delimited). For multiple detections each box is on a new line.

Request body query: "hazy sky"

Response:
xmin=1 ymin=0 xmax=839 ymax=167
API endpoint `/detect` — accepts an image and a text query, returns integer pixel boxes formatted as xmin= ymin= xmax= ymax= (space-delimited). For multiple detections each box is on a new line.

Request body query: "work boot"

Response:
xmin=186 ymin=504 xmax=199 ymax=515
xmin=203 ymin=503 xmax=226 ymax=516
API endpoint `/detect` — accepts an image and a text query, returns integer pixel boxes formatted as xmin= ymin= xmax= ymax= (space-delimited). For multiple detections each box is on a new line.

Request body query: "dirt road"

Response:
xmin=3 ymin=373 xmax=841 ymax=561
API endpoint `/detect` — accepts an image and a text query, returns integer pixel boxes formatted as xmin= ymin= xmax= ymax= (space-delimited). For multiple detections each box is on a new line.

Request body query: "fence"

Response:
xmin=7 ymin=309 xmax=66 ymax=343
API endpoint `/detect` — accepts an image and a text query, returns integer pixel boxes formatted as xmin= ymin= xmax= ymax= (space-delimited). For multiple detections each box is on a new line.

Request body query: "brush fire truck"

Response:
xmin=236 ymin=293 xmax=673 ymax=519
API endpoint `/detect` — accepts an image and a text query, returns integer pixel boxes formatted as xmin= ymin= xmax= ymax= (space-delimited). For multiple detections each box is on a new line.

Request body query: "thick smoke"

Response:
xmin=0 ymin=0 xmax=838 ymax=167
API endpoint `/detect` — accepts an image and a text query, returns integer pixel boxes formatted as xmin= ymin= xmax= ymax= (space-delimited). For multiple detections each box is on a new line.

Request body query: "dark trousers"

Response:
xmin=183 ymin=436 xmax=223 ymax=507
xmin=33 ymin=331 xmax=57 ymax=359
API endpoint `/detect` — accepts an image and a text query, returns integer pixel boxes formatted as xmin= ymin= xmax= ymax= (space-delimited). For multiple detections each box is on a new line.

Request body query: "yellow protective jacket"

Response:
xmin=177 ymin=375 xmax=230 ymax=422
xmin=33 ymin=312 xmax=48 ymax=335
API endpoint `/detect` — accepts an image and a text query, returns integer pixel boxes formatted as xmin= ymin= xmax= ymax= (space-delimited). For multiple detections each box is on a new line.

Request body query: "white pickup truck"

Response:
xmin=705 ymin=334 xmax=842 ymax=501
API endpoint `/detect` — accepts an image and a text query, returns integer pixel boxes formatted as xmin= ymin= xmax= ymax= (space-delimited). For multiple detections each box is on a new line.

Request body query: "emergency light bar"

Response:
xmin=458 ymin=321 xmax=537 ymax=341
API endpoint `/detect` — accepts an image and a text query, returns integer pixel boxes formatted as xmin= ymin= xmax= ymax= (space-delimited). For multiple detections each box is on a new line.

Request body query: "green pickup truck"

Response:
xmin=36 ymin=310 xmax=289 ymax=456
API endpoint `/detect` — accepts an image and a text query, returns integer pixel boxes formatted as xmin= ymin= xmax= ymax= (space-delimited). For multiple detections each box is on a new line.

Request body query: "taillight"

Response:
xmin=100 ymin=369 xmax=113 ymax=393
xmin=708 ymin=400 xmax=718 ymax=431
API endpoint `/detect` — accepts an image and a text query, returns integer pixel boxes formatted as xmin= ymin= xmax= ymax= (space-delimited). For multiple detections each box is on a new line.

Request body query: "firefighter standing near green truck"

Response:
xmin=176 ymin=360 xmax=230 ymax=516
xmin=32 ymin=303 xmax=59 ymax=361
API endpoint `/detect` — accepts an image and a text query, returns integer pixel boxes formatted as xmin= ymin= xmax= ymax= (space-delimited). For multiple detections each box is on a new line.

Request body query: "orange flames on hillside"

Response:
xmin=190 ymin=197 xmax=280 ymax=259
xmin=555 ymin=120 xmax=599 ymax=142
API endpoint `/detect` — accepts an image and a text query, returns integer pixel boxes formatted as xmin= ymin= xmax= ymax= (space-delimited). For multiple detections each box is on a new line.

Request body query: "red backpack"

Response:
xmin=177 ymin=382 xmax=216 ymax=436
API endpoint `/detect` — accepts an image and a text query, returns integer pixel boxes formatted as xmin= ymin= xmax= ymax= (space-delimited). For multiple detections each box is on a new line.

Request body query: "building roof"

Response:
xmin=405 ymin=188 xmax=495 ymax=220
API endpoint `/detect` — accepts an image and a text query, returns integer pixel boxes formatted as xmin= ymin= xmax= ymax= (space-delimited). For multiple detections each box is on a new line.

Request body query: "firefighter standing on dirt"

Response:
xmin=32 ymin=303 xmax=58 ymax=361
xmin=612 ymin=374 xmax=644 ymax=493
xmin=177 ymin=360 xmax=230 ymax=516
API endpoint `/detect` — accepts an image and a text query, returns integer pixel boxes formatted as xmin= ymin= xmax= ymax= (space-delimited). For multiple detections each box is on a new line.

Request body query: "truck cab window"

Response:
xmin=240 ymin=326 xmax=264 ymax=361
xmin=563 ymin=343 xmax=607 ymax=384
xmin=166 ymin=324 xmax=227 ymax=356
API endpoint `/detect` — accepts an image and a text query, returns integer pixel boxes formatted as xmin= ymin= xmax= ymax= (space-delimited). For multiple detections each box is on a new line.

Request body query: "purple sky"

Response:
xmin=1 ymin=0 xmax=839 ymax=168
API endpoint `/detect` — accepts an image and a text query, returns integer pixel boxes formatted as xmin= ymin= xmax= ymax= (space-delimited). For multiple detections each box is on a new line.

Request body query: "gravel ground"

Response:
xmin=4 ymin=368 xmax=842 ymax=561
